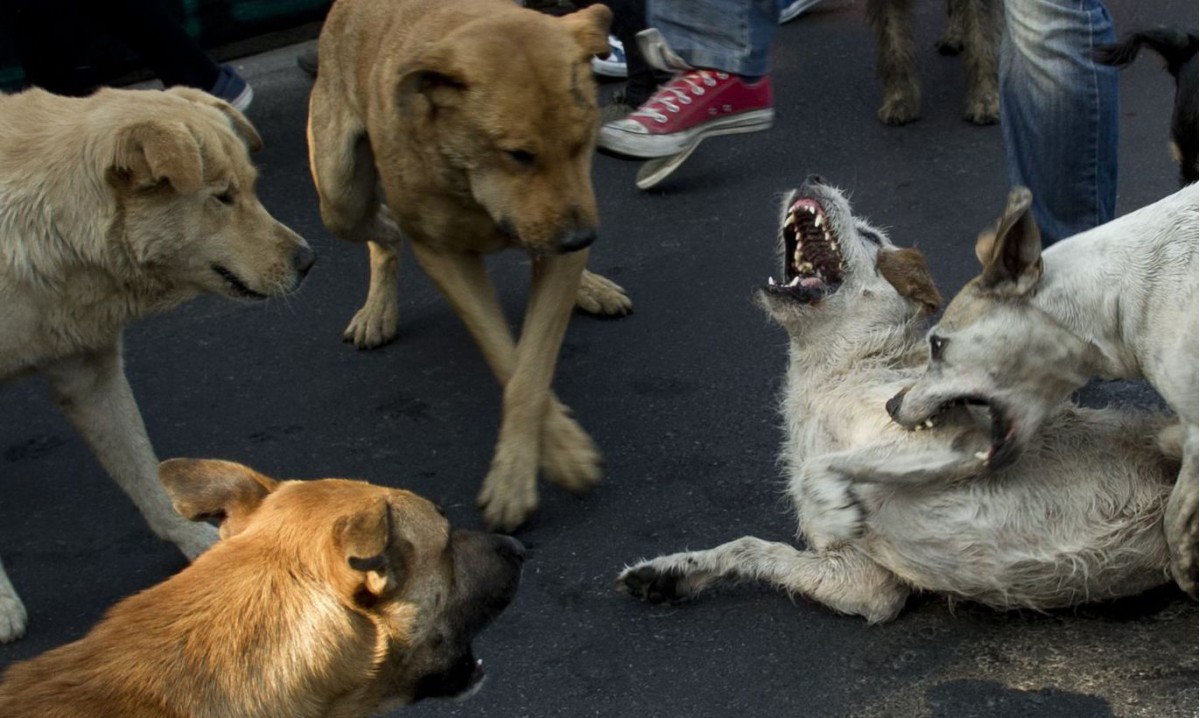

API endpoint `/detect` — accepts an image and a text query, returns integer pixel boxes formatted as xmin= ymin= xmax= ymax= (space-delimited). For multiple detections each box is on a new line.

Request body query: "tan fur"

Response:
xmin=0 ymin=459 xmax=523 ymax=718
xmin=0 ymin=87 xmax=314 ymax=642
xmin=891 ymin=185 xmax=1199 ymax=599
xmin=619 ymin=180 xmax=1174 ymax=622
xmin=308 ymin=0 xmax=631 ymax=531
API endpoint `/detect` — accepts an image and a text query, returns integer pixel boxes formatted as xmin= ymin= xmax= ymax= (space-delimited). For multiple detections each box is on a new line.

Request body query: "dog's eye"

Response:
xmin=860 ymin=228 xmax=883 ymax=245
xmin=213 ymin=188 xmax=236 ymax=206
xmin=505 ymin=149 xmax=535 ymax=167
xmin=929 ymin=334 xmax=948 ymax=360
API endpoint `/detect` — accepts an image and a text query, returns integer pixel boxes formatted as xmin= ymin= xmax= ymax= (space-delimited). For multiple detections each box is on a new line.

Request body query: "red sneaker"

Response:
xmin=598 ymin=70 xmax=774 ymax=158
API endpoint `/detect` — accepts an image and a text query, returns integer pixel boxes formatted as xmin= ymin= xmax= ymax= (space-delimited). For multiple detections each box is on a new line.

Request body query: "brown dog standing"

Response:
xmin=308 ymin=0 xmax=630 ymax=531
xmin=0 ymin=459 xmax=524 ymax=717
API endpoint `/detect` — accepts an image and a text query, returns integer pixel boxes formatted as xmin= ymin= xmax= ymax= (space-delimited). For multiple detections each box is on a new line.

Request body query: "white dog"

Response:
xmin=0 ymin=87 xmax=314 ymax=642
xmin=618 ymin=178 xmax=1176 ymax=622
xmin=887 ymin=185 xmax=1199 ymax=599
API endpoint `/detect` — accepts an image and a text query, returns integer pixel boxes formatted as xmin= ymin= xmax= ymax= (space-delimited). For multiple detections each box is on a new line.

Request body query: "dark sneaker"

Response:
xmin=592 ymin=35 xmax=627 ymax=78
xmin=209 ymin=64 xmax=253 ymax=112
xmin=779 ymin=0 xmax=825 ymax=24
xmin=597 ymin=70 xmax=774 ymax=158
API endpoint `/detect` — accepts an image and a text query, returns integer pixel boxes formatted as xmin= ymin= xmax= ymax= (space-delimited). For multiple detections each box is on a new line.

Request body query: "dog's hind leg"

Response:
xmin=949 ymin=0 xmax=1000 ymax=124
xmin=1165 ymin=426 xmax=1199 ymax=599
xmin=42 ymin=344 xmax=219 ymax=561
xmin=618 ymin=539 xmax=909 ymax=623
xmin=0 ymin=558 xmax=27 ymax=643
xmin=411 ymin=245 xmax=601 ymax=530
xmin=867 ymin=0 xmax=921 ymax=125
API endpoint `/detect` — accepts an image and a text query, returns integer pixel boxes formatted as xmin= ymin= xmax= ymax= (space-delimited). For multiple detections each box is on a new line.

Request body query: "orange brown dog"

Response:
xmin=307 ymin=0 xmax=632 ymax=531
xmin=0 ymin=459 xmax=524 ymax=717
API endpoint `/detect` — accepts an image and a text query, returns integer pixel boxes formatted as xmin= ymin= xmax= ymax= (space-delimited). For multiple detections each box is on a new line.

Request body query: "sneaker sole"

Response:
xmin=598 ymin=109 xmax=775 ymax=159
xmin=227 ymin=84 xmax=254 ymax=113
xmin=591 ymin=59 xmax=628 ymax=78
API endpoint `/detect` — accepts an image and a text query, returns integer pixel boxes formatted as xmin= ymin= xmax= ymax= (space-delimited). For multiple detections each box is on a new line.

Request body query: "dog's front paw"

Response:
xmin=343 ymin=297 xmax=399 ymax=349
xmin=541 ymin=404 xmax=602 ymax=493
xmin=878 ymin=92 xmax=920 ymax=126
xmin=576 ymin=270 xmax=632 ymax=316
xmin=168 ymin=520 xmax=220 ymax=561
xmin=805 ymin=469 xmax=866 ymax=543
xmin=617 ymin=563 xmax=695 ymax=604
xmin=477 ymin=452 xmax=540 ymax=533
xmin=1165 ymin=474 xmax=1198 ymax=600
xmin=0 ymin=585 xmax=27 ymax=644
xmin=963 ymin=88 xmax=999 ymax=126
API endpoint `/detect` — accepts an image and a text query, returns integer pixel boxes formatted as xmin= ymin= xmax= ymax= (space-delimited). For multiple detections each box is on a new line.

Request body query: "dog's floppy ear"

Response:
xmin=159 ymin=458 xmax=278 ymax=538
xmin=111 ymin=120 xmax=204 ymax=194
xmin=396 ymin=45 xmax=469 ymax=113
xmin=165 ymin=86 xmax=263 ymax=153
xmin=877 ymin=247 xmax=942 ymax=315
xmin=336 ymin=497 xmax=403 ymax=602
xmin=977 ymin=186 xmax=1044 ymax=296
xmin=559 ymin=4 xmax=613 ymax=61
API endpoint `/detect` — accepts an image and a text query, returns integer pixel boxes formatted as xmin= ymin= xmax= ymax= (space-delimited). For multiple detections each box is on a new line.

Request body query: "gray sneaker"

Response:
xmin=779 ymin=0 xmax=825 ymax=24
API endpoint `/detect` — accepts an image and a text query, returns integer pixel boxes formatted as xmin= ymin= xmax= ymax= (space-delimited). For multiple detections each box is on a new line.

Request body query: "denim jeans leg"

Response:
xmin=1000 ymin=0 xmax=1118 ymax=243
xmin=648 ymin=0 xmax=779 ymax=76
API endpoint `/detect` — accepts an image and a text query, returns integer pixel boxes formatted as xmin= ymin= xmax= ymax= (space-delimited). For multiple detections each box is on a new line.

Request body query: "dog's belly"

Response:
xmin=861 ymin=474 xmax=1171 ymax=609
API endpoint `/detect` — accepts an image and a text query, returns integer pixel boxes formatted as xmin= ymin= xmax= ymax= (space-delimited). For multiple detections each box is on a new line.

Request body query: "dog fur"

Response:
xmin=308 ymin=0 xmax=631 ymax=531
xmin=618 ymin=178 xmax=1176 ymax=622
xmin=0 ymin=459 xmax=523 ymax=717
xmin=868 ymin=0 xmax=1000 ymax=125
xmin=1095 ymin=27 xmax=1199 ymax=185
xmin=0 ymin=87 xmax=314 ymax=642
xmin=888 ymin=185 xmax=1199 ymax=598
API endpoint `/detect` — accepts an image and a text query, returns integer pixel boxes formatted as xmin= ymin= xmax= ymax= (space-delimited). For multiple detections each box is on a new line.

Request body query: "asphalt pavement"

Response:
xmin=1 ymin=1 xmax=1197 ymax=716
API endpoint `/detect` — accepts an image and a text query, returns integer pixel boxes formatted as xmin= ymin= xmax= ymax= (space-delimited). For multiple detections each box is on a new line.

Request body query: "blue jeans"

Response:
xmin=647 ymin=0 xmax=779 ymax=76
xmin=1000 ymin=0 xmax=1118 ymax=243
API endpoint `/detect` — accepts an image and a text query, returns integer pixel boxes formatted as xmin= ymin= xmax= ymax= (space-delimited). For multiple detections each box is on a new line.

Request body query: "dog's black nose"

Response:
xmin=557 ymin=227 xmax=596 ymax=253
xmin=493 ymin=535 xmax=527 ymax=565
xmin=885 ymin=390 xmax=906 ymax=420
xmin=806 ymin=174 xmax=826 ymax=186
xmin=292 ymin=244 xmax=317 ymax=276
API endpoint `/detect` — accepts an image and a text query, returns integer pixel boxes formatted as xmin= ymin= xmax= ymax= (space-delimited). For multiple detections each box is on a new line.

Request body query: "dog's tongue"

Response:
xmin=800 ymin=277 xmax=824 ymax=289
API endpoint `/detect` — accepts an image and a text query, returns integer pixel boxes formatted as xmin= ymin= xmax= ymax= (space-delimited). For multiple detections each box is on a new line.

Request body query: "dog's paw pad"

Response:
xmin=618 ymin=565 xmax=691 ymax=604
xmin=0 ymin=591 xmax=28 ymax=644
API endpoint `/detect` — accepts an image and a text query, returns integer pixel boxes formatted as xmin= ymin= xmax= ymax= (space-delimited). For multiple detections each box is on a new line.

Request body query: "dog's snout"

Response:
xmin=292 ymin=244 xmax=316 ymax=276
xmin=885 ymin=388 xmax=907 ymax=421
xmin=493 ymin=535 xmax=527 ymax=565
xmin=557 ymin=226 xmax=596 ymax=253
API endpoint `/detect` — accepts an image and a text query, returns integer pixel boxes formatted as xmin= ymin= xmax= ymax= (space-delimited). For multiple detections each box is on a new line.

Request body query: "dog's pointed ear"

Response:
xmin=111 ymin=120 xmax=204 ymax=194
xmin=559 ymin=4 xmax=613 ymax=61
xmin=337 ymin=497 xmax=402 ymax=601
xmin=396 ymin=46 xmax=469 ymax=113
xmin=978 ymin=186 xmax=1044 ymax=295
xmin=165 ymin=86 xmax=263 ymax=153
xmin=159 ymin=459 xmax=278 ymax=538
xmin=877 ymin=247 xmax=943 ymax=315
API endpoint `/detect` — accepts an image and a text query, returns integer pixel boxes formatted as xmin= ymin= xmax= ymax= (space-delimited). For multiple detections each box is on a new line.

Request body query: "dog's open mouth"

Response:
xmin=765 ymin=198 xmax=845 ymax=303
xmin=910 ymin=395 xmax=1019 ymax=469
xmin=211 ymin=264 xmax=269 ymax=300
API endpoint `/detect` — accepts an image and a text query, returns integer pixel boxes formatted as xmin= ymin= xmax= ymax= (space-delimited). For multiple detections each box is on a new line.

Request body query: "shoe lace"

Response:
xmin=631 ymin=70 xmax=728 ymax=124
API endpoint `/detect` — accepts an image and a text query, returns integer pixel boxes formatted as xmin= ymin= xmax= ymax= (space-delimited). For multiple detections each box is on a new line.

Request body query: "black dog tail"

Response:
xmin=1094 ymin=27 xmax=1199 ymax=78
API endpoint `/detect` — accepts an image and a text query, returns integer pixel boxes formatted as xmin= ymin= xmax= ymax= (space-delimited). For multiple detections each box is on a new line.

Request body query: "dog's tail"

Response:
xmin=1094 ymin=27 xmax=1199 ymax=78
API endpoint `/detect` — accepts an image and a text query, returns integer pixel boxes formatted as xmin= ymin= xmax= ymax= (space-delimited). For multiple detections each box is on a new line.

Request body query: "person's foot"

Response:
xmin=592 ymin=35 xmax=627 ymax=78
xmin=297 ymin=46 xmax=319 ymax=78
xmin=779 ymin=0 xmax=825 ymax=24
xmin=597 ymin=70 xmax=773 ymax=158
xmin=209 ymin=64 xmax=253 ymax=112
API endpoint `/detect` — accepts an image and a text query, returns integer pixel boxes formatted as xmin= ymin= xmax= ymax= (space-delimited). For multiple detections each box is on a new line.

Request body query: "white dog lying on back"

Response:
xmin=618 ymin=177 xmax=1176 ymax=622
xmin=887 ymin=185 xmax=1198 ymax=599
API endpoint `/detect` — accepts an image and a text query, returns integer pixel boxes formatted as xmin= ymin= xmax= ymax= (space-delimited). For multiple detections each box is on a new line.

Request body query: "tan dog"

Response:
xmin=0 ymin=87 xmax=314 ymax=642
xmin=308 ymin=0 xmax=631 ymax=531
xmin=0 ymin=459 xmax=524 ymax=717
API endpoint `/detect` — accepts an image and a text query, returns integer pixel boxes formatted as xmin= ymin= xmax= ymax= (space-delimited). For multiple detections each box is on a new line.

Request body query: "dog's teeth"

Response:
xmin=974 ymin=451 xmax=989 ymax=461
xmin=924 ymin=419 xmax=934 ymax=428
xmin=787 ymin=276 xmax=802 ymax=288
xmin=806 ymin=206 xmax=817 ymax=215
xmin=785 ymin=214 xmax=796 ymax=227
xmin=768 ymin=276 xmax=777 ymax=286
xmin=814 ymin=215 xmax=824 ymax=228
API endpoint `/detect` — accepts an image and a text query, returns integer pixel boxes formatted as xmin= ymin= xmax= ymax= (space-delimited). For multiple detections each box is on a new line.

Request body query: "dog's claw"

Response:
xmin=343 ymin=297 xmax=400 ymax=349
xmin=576 ymin=270 xmax=632 ymax=316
